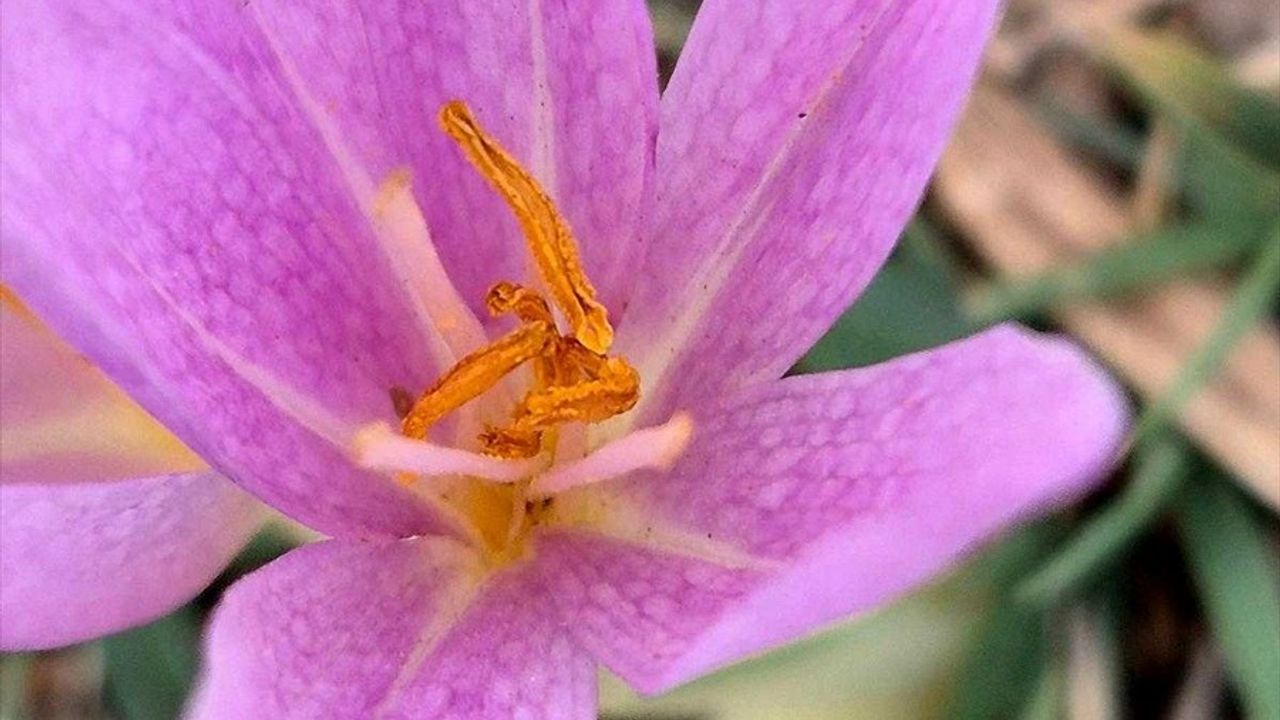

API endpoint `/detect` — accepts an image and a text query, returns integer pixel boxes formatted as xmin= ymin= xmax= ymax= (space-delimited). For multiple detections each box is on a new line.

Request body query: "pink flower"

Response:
xmin=0 ymin=1 xmax=1128 ymax=718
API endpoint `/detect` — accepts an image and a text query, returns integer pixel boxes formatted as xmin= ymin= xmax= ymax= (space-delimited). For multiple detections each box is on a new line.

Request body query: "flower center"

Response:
xmin=352 ymin=102 xmax=690 ymax=560
xmin=401 ymin=101 xmax=640 ymax=459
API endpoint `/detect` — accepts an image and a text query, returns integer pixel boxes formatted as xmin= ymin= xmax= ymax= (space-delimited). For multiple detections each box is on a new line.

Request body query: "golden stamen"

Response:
xmin=482 ymin=350 xmax=639 ymax=454
xmin=401 ymin=101 xmax=642 ymax=460
xmin=402 ymin=320 xmax=556 ymax=440
xmin=486 ymin=281 xmax=555 ymax=325
xmin=439 ymin=100 xmax=614 ymax=353
xmin=486 ymin=281 xmax=557 ymax=388
xmin=509 ymin=356 xmax=640 ymax=431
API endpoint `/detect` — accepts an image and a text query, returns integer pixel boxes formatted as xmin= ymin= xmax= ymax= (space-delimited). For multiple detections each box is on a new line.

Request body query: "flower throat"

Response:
xmin=399 ymin=101 xmax=640 ymax=459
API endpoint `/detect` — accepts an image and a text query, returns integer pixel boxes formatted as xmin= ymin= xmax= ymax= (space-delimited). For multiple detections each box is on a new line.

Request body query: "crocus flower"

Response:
xmin=0 ymin=1 xmax=1128 ymax=718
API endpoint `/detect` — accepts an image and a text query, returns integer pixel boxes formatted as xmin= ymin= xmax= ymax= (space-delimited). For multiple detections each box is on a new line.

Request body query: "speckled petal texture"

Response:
xmin=620 ymin=0 xmax=1001 ymax=420
xmin=538 ymin=327 xmax=1127 ymax=692
xmin=4 ymin=0 xmax=1128 ymax=710
xmin=0 ymin=471 xmax=259 ymax=650
xmin=0 ymin=2 xmax=465 ymax=538
xmin=248 ymin=0 xmax=658 ymax=314
xmin=191 ymin=541 xmax=595 ymax=720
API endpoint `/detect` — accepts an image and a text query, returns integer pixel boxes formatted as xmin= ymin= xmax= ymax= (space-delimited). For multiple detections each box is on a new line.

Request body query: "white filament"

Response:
xmin=528 ymin=413 xmax=694 ymax=498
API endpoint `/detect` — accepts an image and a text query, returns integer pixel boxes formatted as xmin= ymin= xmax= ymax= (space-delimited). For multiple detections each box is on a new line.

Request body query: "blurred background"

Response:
xmin=2 ymin=0 xmax=1278 ymax=717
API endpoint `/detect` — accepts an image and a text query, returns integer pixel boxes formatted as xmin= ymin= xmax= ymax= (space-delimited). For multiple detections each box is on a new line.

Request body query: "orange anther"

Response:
xmin=486 ymin=281 xmax=554 ymax=325
xmin=400 ymin=102 xmax=643 ymax=458
xmin=402 ymin=320 xmax=556 ymax=440
xmin=440 ymin=101 xmax=614 ymax=353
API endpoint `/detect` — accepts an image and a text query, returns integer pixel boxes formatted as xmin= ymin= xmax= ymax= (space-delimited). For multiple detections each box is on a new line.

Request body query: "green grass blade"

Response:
xmin=1176 ymin=124 xmax=1280 ymax=224
xmin=944 ymin=605 xmax=1048 ymax=720
xmin=0 ymin=654 xmax=31 ymax=720
xmin=1101 ymin=30 xmax=1280 ymax=225
xmin=1134 ymin=230 xmax=1280 ymax=443
xmin=103 ymin=607 xmax=200 ymax=720
xmin=212 ymin=525 xmax=300 ymax=587
xmin=1177 ymin=477 xmax=1280 ymax=720
xmin=1035 ymin=96 xmax=1145 ymax=171
xmin=1016 ymin=435 xmax=1190 ymax=607
xmin=973 ymin=222 xmax=1265 ymax=323
xmin=1019 ymin=662 xmax=1062 ymax=720
xmin=1105 ymin=31 xmax=1280 ymax=170
xmin=943 ymin=526 xmax=1063 ymax=720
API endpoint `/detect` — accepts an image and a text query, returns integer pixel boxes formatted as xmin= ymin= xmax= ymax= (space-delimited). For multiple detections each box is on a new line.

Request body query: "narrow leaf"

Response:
xmin=1099 ymin=30 xmax=1280 ymax=225
xmin=945 ymin=605 xmax=1048 ymax=720
xmin=973 ymin=222 xmax=1264 ymax=323
xmin=1035 ymin=96 xmax=1144 ymax=171
xmin=944 ymin=526 xmax=1062 ymax=720
xmin=0 ymin=654 xmax=31 ymax=720
xmin=1175 ymin=123 xmax=1280 ymax=224
xmin=1134 ymin=231 xmax=1280 ymax=443
xmin=103 ymin=607 xmax=200 ymax=720
xmin=1177 ymin=477 xmax=1280 ymax=720
xmin=1105 ymin=31 xmax=1280 ymax=169
xmin=1019 ymin=662 xmax=1062 ymax=720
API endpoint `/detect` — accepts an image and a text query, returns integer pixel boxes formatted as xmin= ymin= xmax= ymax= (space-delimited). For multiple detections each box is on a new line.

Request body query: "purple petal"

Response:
xmin=190 ymin=540 xmax=596 ymax=720
xmin=620 ymin=0 xmax=1000 ymax=418
xmin=0 ymin=291 xmax=261 ymax=650
xmin=535 ymin=531 xmax=759 ymax=693
xmin=539 ymin=327 xmax=1128 ymax=692
xmin=1 ymin=4 xmax=474 ymax=537
xmin=0 ymin=471 xmax=259 ymax=650
xmin=248 ymin=0 xmax=659 ymax=312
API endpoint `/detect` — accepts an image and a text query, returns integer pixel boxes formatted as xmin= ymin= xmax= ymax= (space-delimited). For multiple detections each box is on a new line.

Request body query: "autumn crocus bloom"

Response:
xmin=1 ymin=0 xmax=1128 ymax=717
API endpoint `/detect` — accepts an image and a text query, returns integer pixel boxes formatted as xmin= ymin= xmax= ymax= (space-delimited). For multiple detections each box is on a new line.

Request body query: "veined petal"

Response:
xmin=0 ymin=295 xmax=261 ymax=649
xmin=621 ymin=0 xmax=1000 ymax=421
xmin=1 ymin=3 xmax=469 ymax=537
xmin=539 ymin=327 xmax=1128 ymax=692
xmin=190 ymin=540 xmax=595 ymax=720
xmin=246 ymin=0 xmax=659 ymax=314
